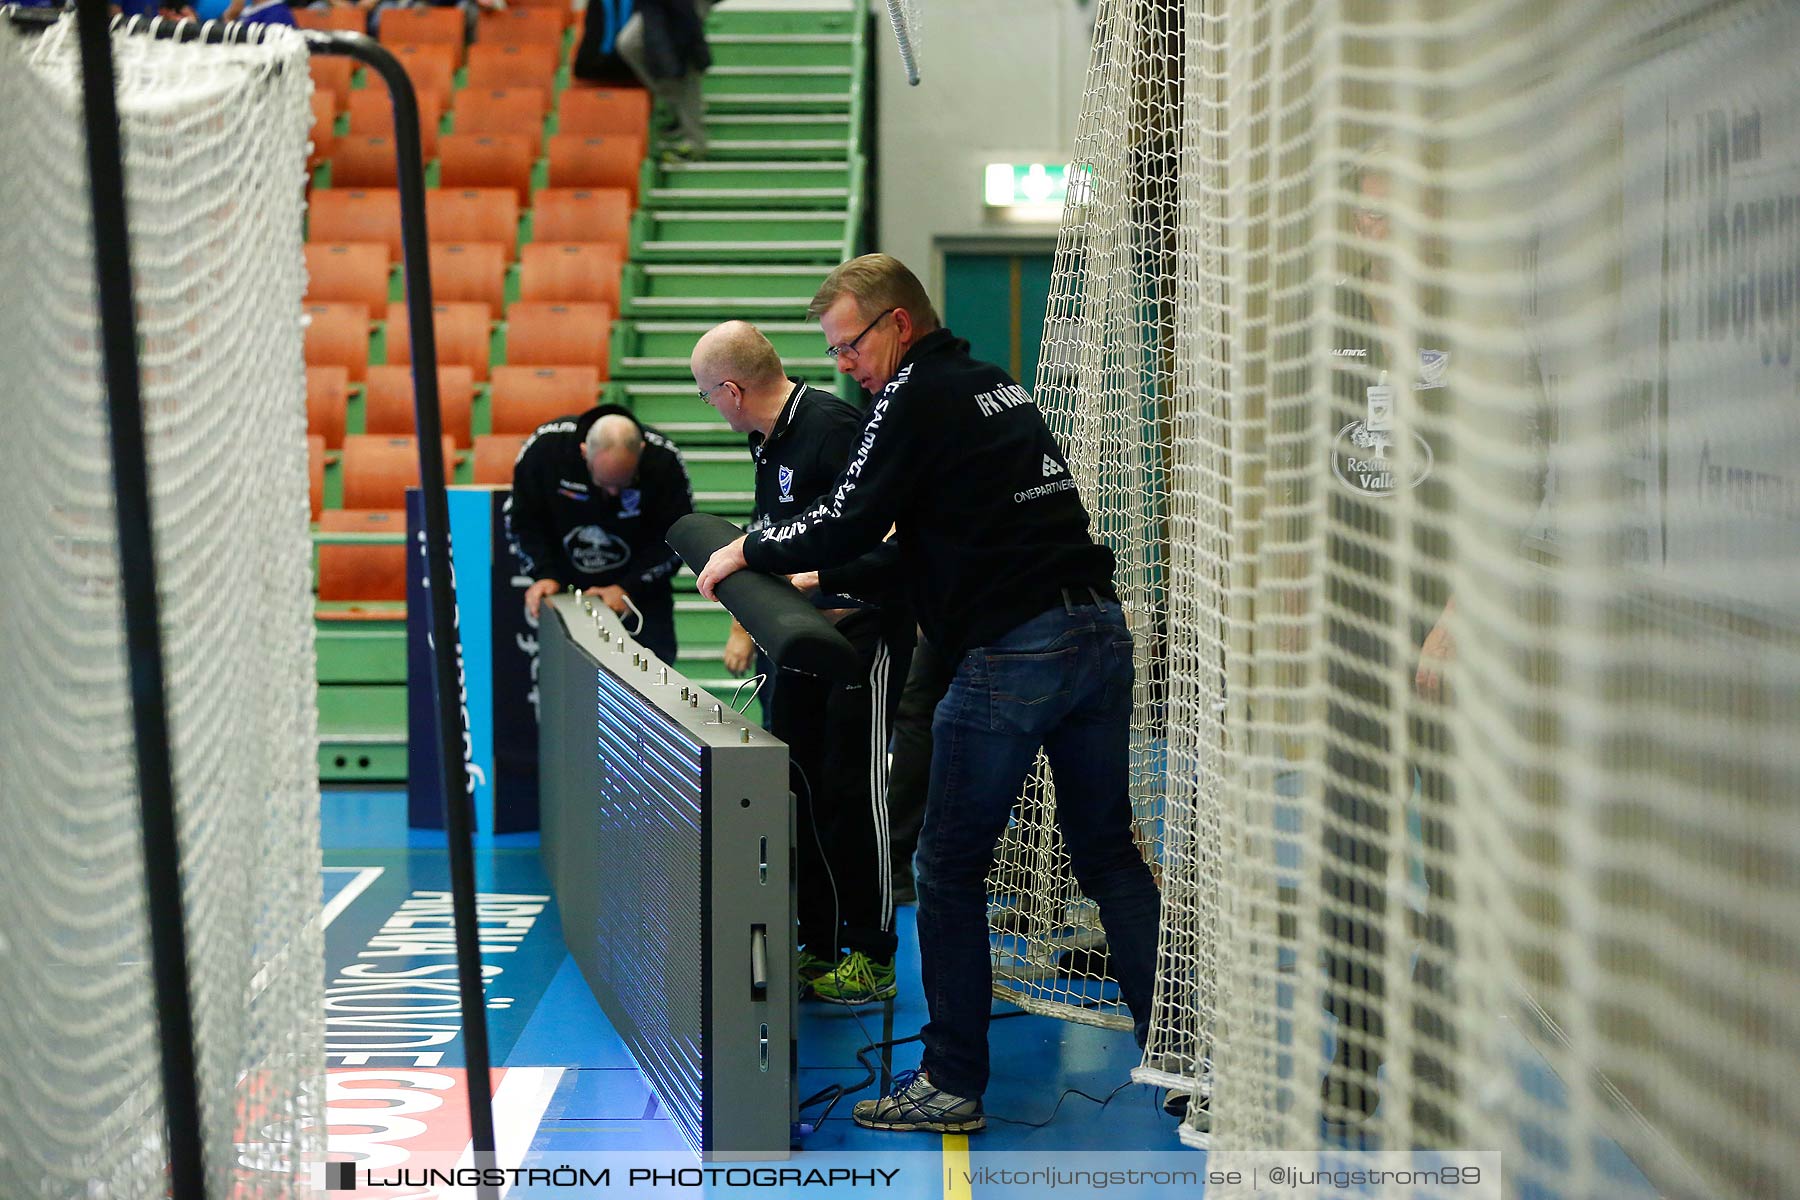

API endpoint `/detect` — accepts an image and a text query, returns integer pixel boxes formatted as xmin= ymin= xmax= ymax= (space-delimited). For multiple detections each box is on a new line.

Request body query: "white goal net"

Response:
xmin=0 ymin=17 xmax=324 ymax=1198
xmin=1005 ymin=0 xmax=1800 ymax=1191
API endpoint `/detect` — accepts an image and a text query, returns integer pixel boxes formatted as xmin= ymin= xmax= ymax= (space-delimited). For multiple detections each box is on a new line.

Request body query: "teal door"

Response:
xmin=943 ymin=251 xmax=1056 ymax=390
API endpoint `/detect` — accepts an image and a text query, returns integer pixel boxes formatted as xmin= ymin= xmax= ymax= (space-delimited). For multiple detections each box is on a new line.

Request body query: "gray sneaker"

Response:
xmin=852 ymin=1070 xmax=985 ymax=1133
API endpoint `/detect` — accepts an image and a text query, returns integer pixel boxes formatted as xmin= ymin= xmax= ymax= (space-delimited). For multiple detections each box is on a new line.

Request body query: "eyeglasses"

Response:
xmin=825 ymin=307 xmax=897 ymax=361
xmin=697 ymin=379 xmax=734 ymax=404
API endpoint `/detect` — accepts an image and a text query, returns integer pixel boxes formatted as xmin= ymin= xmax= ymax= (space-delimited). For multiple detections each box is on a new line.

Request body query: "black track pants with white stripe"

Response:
xmin=775 ymin=609 xmax=913 ymax=963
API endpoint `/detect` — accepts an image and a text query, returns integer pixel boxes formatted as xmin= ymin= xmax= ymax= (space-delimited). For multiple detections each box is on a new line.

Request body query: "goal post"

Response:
xmin=0 ymin=12 xmax=503 ymax=1195
xmin=1010 ymin=1 xmax=1800 ymax=1190
xmin=0 ymin=11 xmax=323 ymax=1196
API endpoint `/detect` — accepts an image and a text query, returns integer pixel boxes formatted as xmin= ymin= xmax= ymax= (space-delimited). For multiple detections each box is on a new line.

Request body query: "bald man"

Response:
xmin=505 ymin=404 xmax=694 ymax=663
xmin=692 ymin=321 xmax=914 ymax=1005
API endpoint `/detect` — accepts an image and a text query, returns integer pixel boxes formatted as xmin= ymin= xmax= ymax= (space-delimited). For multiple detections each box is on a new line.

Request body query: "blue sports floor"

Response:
xmin=320 ymin=789 xmax=1192 ymax=1196
xmin=319 ymin=790 xmax=1671 ymax=1199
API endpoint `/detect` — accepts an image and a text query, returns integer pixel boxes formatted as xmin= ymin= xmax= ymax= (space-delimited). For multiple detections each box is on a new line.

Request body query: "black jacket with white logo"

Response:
xmin=742 ymin=330 xmax=1115 ymax=661
xmin=749 ymin=380 xmax=865 ymax=536
xmin=504 ymin=404 xmax=694 ymax=609
xmin=749 ymin=379 xmax=908 ymax=621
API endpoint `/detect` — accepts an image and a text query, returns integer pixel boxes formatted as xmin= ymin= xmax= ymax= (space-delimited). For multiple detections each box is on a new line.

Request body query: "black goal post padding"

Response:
xmin=6 ymin=11 xmax=500 ymax=1197
xmin=667 ymin=512 xmax=861 ymax=685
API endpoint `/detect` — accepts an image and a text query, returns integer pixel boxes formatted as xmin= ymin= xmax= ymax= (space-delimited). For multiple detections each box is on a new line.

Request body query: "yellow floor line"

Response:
xmin=942 ymin=1132 xmax=972 ymax=1200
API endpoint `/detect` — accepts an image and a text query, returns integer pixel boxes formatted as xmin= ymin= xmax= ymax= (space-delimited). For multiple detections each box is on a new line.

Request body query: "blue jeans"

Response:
xmin=913 ymin=598 xmax=1162 ymax=1101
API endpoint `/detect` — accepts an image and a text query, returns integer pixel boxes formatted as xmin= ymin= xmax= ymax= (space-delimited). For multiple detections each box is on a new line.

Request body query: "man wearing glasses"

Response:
xmin=506 ymin=405 xmax=695 ymax=664
xmin=690 ymin=320 xmax=914 ymax=1006
xmin=695 ymin=255 xmax=1162 ymax=1134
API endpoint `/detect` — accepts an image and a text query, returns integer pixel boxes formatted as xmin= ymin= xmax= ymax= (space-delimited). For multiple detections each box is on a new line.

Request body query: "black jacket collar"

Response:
xmin=748 ymin=378 xmax=808 ymax=460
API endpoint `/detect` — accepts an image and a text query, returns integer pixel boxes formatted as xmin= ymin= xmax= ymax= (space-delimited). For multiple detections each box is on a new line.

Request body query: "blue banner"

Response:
xmin=407 ymin=488 xmax=540 ymax=833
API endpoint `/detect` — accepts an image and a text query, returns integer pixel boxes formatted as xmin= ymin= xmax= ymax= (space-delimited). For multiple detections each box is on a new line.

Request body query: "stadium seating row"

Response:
xmin=305 ymin=240 xmax=622 ymax=314
xmin=306 ymin=362 xmax=600 ymax=449
xmin=329 ymin=129 xmax=641 ymax=199
xmin=298 ymin=2 xmax=576 ymax=46
xmin=309 ymin=186 xmax=629 ymax=258
xmin=311 ymin=87 xmax=650 ymax=161
xmin=311 ymin=43 xmax=569 ymax=103
xmin=310 ymin=432 xmax=527 ymax=600
xmin=302 ymin=4 xmax=646 ymax=609
xmin=303 ymin=299 xmax=611 ymax=383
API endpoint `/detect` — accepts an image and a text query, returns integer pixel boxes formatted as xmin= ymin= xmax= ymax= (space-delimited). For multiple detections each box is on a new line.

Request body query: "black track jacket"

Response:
xmin=504 ymin=404 xmax=694 ymax=599
xmin=741 ymin=330 xmax=1114 ymax=661
xmin=749 ymin=380 xmax=865 ymax=536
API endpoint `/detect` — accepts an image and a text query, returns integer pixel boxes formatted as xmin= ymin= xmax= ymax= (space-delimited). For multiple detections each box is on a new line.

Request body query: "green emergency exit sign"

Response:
xmin=985 ymin=162 xmax=1076 ymax=208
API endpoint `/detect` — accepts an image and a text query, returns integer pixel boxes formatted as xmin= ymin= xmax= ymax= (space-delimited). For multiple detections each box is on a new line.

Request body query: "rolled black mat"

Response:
xmin=667 ymin=512 xmax=860 ymax=685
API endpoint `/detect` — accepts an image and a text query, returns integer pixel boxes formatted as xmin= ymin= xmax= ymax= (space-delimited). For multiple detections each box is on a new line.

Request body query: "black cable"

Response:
xmin=986 ymin=1078 xmax=1137 ymax=1129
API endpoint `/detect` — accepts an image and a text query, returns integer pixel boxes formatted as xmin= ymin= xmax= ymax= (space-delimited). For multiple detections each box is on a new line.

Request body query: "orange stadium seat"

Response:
xmin=306 ymin=244 xmax=391 ymax=312
xmin=466 ymin=43 xmax=559 ymax=89
xmin=316 ymin=509 xmax=409 ymax=603
xmin=507 ymin=0 xmax=574 ymax=25
xmin=489 ymin=365 xmax=600 ymax=434
xmin=379 ymin=6 xmax=467 ymax=65
xmin=296 ymin=5 xmax=364 ymax=33
xmin=555 ymin=88 xmax=650 ymax=139
xmin=437 ymin=133 xmax=536 ymax=205
xmin=384 ymin=301 xmax=494 ymax=383
xmin=310 ymin=58 xmax=353 ymax=113
xmin=309 ymin=89 xmax=337 ymax=171
xmin=303 ymin=303 xmax=372 ymax=383
xmin=504 ymin=302 xmax=611 ymax=374
xmin=425 ymin=188 xmax=521 ymax=259
xmin=477 ymin=7 xmax=565 ymax=47
xmin=347 ymin=88 xmax=444 ymax=160
xmin=546 ymin=134 xmax=642 ymax=202
xmin=329 ymin=134 xmax=409 ymax=189
xmin=390 ymin=43 xmax=458 ymax=100
xmin=529 ymin=187 xmax=630 ymax=247
xmin=427 ymin=242 xmax=508 ymax=311
xmin=339 ymin=435 xmax=459 ymax=510
xmin=472 ymin=433 xmax=531 ymax=484
xmin=364 ymin=365 xmax=476 ymax=446
xmin=309 ymin=189 xmax=404 ymax=260
xmin=306 ymin=366 xmax=352 ymax=450
xmin=518 ymin=242 xmax=621 ymax=307
xmin=307 ymin=435 xmax=326 ymax=522
xmin=454 ymin=87 xmax=550 ymax=154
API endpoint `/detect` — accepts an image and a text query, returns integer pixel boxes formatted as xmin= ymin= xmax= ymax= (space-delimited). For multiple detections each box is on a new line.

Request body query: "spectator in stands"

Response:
xmin=616 ymin=0 xmax=715 ymax=160
xmin=695 ymin=255 xmax=1163 ymax=1134
xmin=506 ymin=407 xmax=694 ymax=663
xmin=225 ymin=0 xmax=296 ymax=27
xmin=692 ymin=320 xmax=914 ymax=1006
xmin=334 ymin=0 xmax=499 ymax=40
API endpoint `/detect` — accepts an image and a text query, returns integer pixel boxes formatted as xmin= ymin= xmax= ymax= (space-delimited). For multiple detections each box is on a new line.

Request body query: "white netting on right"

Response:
xmin=0 ymin=18 xmax=324 ymax=1198
xmin=882 ymin=0 xmax=921 ymax=86
xmin=1013 ymin=0 xmax=1800 ymax=1190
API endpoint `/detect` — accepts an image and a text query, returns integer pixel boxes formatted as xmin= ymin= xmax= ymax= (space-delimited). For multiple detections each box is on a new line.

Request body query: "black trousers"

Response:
xmin=883 ymin=632 xmax=955 ymax=885
xmin=774 ymin=610 xmax=912 ymax=962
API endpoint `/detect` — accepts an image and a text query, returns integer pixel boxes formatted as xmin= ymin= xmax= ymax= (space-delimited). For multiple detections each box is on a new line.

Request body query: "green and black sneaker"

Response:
xmin=796 ymin=949 xmax=834 ymax=997
xmin=809 ymin=951 xmax=897 ymax=1006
